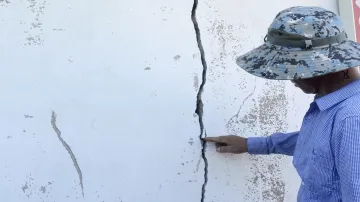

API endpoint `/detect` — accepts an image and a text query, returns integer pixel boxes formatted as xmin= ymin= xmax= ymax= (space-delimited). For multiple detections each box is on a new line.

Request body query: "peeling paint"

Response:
xmin=188 ymin=138 xmax=194 ymax=146
xmin=205 ymin=8 xmax=249 ymax=83
xmin=22 ymin=182 xmax=29 ymax=193
xmin=173 ymin=55 xmax=181 ymax=61
xmin=24 ymin=114 xmax=34 ymax=118
xmin=226 ymin=81 xmax=288 ymax=202
xmin=51 ymin=111 xmax=84 ymax=197
xmin=24 ymin=0 xmax=47 ymax=46
xmin=226 ymin=83 xmax=256 ymax=133
xmin=39 ymin=186 xmax=46 ymax=194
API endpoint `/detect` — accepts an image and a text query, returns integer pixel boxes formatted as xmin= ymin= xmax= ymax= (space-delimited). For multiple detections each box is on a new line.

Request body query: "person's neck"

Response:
xmin=316 ymin=69 xmax=360 ymax=97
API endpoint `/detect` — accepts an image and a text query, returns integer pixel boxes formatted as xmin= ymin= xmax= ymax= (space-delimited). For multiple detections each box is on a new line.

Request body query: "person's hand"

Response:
xmin=202 ymin=135 xmax=248 ymax=154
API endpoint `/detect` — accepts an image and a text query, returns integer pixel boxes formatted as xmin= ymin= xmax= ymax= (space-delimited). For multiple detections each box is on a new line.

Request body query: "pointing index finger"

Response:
xmin=202 ymin=136 xmax=226 ymax=143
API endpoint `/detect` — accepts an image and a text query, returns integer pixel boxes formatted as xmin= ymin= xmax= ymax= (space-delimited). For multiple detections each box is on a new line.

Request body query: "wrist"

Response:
xmin=247 ymin=137 xmax=269 ymax=154
xmin=244 ymin=138 xmax=248 ymax=153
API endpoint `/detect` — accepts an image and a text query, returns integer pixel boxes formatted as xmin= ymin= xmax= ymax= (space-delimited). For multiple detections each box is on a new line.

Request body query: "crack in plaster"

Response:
xmin=51 ymin=111 xmax=84 ymax=197
xmin=227 ymin=83 xmax=257 ymax=129
xmin=191 ymin=0 xmax=208 ymax=201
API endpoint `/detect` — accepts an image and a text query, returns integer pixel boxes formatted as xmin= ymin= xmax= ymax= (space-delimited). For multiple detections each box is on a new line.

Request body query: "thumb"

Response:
xmin=216 ymin=146 xmax=233 ymax=153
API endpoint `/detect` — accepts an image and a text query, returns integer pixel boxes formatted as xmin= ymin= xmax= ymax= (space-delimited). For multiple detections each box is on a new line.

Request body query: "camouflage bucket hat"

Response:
xmin=236 ymin=6 xmax=360 ymax=80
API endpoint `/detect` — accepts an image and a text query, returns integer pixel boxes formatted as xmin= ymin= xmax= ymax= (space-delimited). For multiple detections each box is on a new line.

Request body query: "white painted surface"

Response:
xmin=0 ymin=0 xmax=337 ymax=202
xmin=338 ymin=0 xmax=356 ymax=41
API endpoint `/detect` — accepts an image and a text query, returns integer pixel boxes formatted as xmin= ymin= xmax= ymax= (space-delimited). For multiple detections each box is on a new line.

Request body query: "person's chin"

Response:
xmin=297 ymin=87 xmax=316 ymax=94
xmin=301 ymin=89 xmax=317 ymax=94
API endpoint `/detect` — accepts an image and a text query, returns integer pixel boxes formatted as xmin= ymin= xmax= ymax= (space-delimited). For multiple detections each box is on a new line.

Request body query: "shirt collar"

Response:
xmin=315 ymin=80 xmax=360 ymax=111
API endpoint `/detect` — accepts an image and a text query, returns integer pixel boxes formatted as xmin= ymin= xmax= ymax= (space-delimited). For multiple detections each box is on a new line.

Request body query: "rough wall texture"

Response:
xmin=197 ymin=0 xmax=337 ymax=202
xmin=0 ymin=0 xmax=336 ymax=201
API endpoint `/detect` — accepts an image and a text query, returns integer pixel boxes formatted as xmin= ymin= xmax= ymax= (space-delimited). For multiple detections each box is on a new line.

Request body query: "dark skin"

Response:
xmin=203 ymin=68 xmax=360 ymax=154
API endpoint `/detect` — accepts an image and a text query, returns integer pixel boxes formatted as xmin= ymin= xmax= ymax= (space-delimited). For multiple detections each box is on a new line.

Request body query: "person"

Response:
xmin=203 ymin=6 xmax=360 ymax=202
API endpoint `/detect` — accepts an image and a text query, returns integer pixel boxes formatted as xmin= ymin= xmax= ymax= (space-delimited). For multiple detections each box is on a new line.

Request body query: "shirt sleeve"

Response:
xmin=247 ymin=131 xmax=299 ymax=156
xmin=335 ymin=116 xmax=360 ymax=202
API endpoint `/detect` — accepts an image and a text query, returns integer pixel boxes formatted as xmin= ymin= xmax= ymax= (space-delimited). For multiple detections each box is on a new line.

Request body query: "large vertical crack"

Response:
xmin=51 ymin=111 xmax=84 ymax=197
xmin=191 ymin=0 xmax=208 ymax=201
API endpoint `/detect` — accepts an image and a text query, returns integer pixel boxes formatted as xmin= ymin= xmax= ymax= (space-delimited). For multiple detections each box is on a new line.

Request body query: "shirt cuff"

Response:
xmin=247 ymin=137 xmax=268 ymax=154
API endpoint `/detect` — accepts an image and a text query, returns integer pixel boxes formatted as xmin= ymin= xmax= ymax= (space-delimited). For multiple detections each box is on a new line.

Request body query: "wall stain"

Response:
xmin=144 ymin=67 xmax=151 ymax=70
xmin=24 ymin=114 xmax=34 ymax=118
xmin=51 ymin=111 xmax=84 ymax=197
xmin=173 ymin=55 xmax=181 ymax=61
xmin=227 ymin=81 xmax=288 ymax=202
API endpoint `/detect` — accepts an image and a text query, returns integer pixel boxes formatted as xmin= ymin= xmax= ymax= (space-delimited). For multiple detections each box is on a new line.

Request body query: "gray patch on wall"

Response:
xmin=24 ymin=114 xmax=34 ymax=118
xmin=204 ymin=9 xmax=250 ymax=100
xmin=0 ymin=0 xmax=10 ymax=7
xmin=20 ymin=174 xmax=54 ymax=199
xmin=193 ymin=74 xmax=199 ymax=91
xmin=24 ymin=0 xmax=47 ymax=46
xmin=204 ymin=2 xmax=250 ymax=84
xmin=173 ymin=55 xmax=181 ymax=61
xmin=227 ymin=81 xmax=288 ymax=202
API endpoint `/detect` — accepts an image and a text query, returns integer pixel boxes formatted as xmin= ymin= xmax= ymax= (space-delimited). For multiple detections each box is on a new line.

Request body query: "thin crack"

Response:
xmin=227 ymin=82 xmax=257 ymax=128
xmin=51 ymin=111 xmax=84 ymax=197
xmin=191 ymin=0 xmax=208 ymax=201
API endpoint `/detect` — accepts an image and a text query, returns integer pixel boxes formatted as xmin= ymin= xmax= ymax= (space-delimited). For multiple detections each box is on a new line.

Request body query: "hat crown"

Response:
xmin=269 ymin=6 xmax=345 ymax=39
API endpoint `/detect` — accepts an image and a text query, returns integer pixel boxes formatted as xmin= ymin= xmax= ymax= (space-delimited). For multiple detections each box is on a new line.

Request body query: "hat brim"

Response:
xmin=236 ymin=40 xmax=360 ymax=80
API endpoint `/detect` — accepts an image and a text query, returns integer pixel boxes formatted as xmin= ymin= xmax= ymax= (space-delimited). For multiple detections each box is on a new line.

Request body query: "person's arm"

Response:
xmin=335 ymin=116 xmax=360 ymax=202
xmin=247 ymin=131 xmax=299 ymax=156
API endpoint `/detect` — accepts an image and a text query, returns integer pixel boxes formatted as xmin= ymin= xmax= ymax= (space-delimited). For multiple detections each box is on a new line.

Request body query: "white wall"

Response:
xmin=338 ymin=0 xmax=356 ymax=41
xmin=0 ymin=0 xmax=337 ymax=201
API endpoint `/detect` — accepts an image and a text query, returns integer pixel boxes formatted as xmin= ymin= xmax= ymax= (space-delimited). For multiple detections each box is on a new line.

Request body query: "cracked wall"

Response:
xmin=197 ymin=0 xmax=338 ymax=202
xmin=0 ymin=0 xmax=337 ymax=202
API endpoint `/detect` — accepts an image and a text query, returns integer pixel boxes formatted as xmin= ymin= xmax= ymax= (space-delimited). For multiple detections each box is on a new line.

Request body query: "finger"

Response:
xmin=202 ymin=137 xmax=226 ymax=143
xmin=215 ymin=143 xmax=227 ymax=148
xmin=216 ymin=146 xmax=233 ymax=153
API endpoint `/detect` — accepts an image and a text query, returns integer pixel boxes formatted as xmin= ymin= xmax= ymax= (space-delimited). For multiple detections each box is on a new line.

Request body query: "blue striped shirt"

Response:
xmin=247 ymin=80 xmax=360 ymax=202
